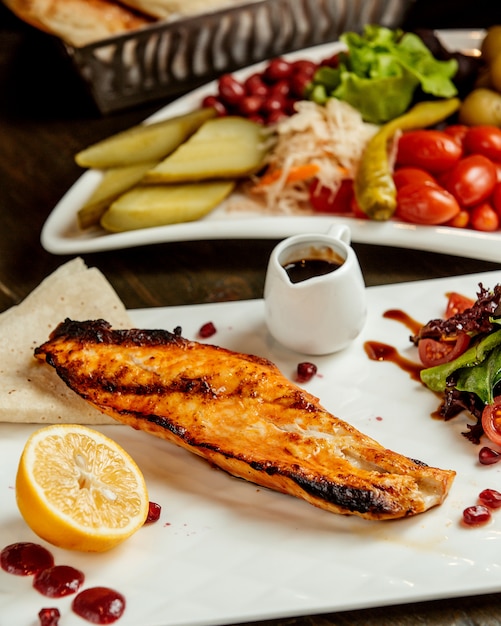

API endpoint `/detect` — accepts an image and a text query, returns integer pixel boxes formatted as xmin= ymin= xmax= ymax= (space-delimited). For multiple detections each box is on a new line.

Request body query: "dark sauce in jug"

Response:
xmin=283 ymin=258 xmax=342 ymax=284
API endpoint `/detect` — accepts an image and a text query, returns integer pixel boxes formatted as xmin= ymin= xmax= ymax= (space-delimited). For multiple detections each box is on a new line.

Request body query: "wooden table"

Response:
xmin=2 ymin=5 xmax=501 ymax=624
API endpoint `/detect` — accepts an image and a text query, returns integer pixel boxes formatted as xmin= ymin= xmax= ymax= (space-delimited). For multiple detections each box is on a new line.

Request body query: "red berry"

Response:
xmin=145 ymin=501 xmax=162 ymax=523
xmin=296 ymin=362 xmax=317 ymax=383
xmin=479 ymin=489 xmax=501 ymax=509
xmin=198 ymin=322 xmax=216 ymax=339
xmin=479 ymin=446 xmax=501 ymax=465
xmin=38 ymin=608 xmax=60 ymax=626
xmin=462 ymin=504 xmax=491 ymax=525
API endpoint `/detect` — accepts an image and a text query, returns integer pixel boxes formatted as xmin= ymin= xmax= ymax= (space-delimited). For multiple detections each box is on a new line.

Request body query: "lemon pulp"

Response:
xmin=16 ymin=424 xmax=149 ymax=552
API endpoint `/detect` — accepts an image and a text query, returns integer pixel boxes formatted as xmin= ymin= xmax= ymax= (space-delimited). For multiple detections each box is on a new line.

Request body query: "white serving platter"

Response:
xmin=3 ymin=269 xmax=501 ymax=625
xmin=41 ymin=31 xmax=499 ymax=262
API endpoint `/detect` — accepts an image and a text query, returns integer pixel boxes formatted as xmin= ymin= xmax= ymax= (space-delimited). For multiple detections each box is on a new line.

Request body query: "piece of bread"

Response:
xmin=0 ymin=258 xmax=132 ymax=424
xmin=118 ymin=0 xmax=260 ymax=20
xmin=3 ymin=0 xmax=153 ymax=47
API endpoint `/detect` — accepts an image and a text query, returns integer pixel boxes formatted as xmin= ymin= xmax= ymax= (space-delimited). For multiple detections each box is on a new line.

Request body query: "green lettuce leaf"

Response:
xmin=420 ymin=327 xmax=501 ymax=393
xmin=455 ymin=345 xmax=501 ymax=405
xmin=308 ymin=25 xmax=458 ymax=124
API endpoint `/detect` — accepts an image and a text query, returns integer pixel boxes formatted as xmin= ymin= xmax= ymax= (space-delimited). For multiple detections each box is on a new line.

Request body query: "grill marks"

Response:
xmin=34 ymin=319 xmax=456 ymax=520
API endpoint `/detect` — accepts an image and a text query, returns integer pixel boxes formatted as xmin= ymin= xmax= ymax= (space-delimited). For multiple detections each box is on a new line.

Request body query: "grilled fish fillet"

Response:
xmin=34 ymin=319 xmax=455 ymax=520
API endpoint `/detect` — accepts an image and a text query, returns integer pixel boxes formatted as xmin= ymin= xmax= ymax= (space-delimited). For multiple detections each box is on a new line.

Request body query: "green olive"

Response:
xmin=481 ymin=26 xmax=501 ymax=64
xmin=490 ymin=53 xmax=501 ymax=92
xmin=459 ymin=88 xmax=501 ymax=126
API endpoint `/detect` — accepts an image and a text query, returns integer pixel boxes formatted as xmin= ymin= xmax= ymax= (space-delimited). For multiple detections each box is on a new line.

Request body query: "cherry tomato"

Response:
xmin=418 ymin=332 xmax=470 ymax=368
xmin=396 ymin=183 xmax=460 ymax=225
xmin=464 ymin=125 xmax=501 ymax=161
xmin=393 ymin=167 xmax=437 ymax=190
xmin=445 ymin=292 xmax=474 ymax=318
xmin=443 ymin=124 xmax=469 ymax=147
xmin=309 ymin=179 xmax=353 ymax=214
xmin=446 ymin=154 xmax=497 ymax=207
xmin=446 ymin=209 xmax=470 ymax=229
xmin=469 ymin=202 xmax=500 ymax=231
xmin=396 ymin=130 xmax=462 ymax=173
xmin=482 ymin=397 xmax=501 ymax=447
xmin=492 ymin=182 xmax=501 ymax=215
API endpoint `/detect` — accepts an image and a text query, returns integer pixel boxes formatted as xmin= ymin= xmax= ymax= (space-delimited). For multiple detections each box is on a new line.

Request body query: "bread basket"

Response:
xmin=62 ymin=0 xmax=414 ymax=113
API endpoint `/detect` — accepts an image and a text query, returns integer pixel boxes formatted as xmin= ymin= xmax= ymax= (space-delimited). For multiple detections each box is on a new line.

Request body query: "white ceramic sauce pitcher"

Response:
xmin=264 ymin=224 xmax=367 ymax=355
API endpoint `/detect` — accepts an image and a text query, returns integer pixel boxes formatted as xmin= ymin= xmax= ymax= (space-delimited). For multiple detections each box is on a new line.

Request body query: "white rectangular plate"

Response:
xmin=40 ymin=31 xmax=500 ymax=262
xmin=3 ymin=270 xmax=501 ymax=626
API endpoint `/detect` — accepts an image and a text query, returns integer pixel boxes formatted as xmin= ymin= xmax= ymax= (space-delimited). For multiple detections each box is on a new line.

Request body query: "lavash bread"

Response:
xmin=0 ymin=258 xmax=131 ymax=424
xmin=2 ymin=0 xmax=153 ymax=47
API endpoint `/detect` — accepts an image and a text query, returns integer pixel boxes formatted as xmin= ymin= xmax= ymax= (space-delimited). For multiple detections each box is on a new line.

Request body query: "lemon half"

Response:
xmin=16 ymin=424 xmax=149 ymax=552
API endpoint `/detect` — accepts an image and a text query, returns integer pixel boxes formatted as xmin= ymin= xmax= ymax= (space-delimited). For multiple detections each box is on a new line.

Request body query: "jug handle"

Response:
xmin=326 ymin=223 xmax=351 ymax=245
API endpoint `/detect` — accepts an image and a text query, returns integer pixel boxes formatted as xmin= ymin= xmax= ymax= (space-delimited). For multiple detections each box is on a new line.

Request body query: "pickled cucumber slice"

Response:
xmin=143 ymin=117 xmax=270 ymax=183
xmin=75 ymin=107 xmax=217 ymax=169
xmin=100 ymin=181 xmax=235 ymax=232
xmin=77 ymin=161 xmax=157 ymax=229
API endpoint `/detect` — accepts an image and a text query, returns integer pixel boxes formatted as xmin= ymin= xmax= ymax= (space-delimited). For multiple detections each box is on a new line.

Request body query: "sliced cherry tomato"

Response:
xmin=446 ymin=154 xmax=497 ymax=207
xmin=470 ymin=202 xmax=500 ymax=232
xmin=443 ymin=124 xmax=469 ymax=148
xmin=393 ymin=167 xmax=437 ymax=190
xmin=418 ymin=332 xmax=470 ymax=368
xmin=396 ymin=183 xmax=460 ymax=225
xmin=445 ymin=292 xmax=475 ymax=318
xmin=396 ymin=130 xmax=462 ymax=173
xmin=464 ymin=125 xmax=501 ymax=161
xmin=308 ymin=179 xmax=353 ymax=213
xmin=482 ymin=397 xmax=501 ymax=446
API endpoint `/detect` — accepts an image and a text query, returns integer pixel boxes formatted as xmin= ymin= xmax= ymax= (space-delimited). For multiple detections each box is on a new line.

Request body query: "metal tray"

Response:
xmin=61 ymin=0 xmax=413 ymax=113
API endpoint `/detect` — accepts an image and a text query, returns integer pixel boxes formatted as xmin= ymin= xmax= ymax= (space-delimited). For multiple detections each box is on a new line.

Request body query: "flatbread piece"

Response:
xmin=0 ymin=257 xmax=131 ymax=423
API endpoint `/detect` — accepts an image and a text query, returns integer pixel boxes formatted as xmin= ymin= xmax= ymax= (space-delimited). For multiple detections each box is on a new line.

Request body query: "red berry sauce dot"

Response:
xmin=34 ymin=565 xmax=85 ymax=598
xmin=1 ymin=542 xmax=54 ymax=576
xmin=72 ymin=587 xmax=126 ymax=624
xmin=479 ymin=488 xmax=501 ymax=509
xmin=296 ymin=362 xmax=317 ymax=383
xmin=38 ymin=607 xmax=61 ymax=626
xmin=145 ymin=501 xmax=162 ymax=524
xmin=198 ymin=321 xmax=216 ymax=339
xmin=462 ymin=504 xmax=491 ymax=526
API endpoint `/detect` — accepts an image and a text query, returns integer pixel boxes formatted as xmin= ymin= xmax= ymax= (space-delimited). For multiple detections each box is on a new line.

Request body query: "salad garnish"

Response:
xmin=413 ymin=284 xmax=501 ymax=444
xmin=306 ymin=25 xmax=459 ymax=124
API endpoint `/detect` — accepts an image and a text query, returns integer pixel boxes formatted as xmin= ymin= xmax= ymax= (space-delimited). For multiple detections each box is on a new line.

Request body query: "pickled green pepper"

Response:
xmin=354 ymin=98 xmax=461 ymax=221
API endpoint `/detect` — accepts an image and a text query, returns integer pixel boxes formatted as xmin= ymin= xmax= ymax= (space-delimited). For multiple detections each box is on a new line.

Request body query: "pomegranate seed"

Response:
xmin=198 ymin=322 xmax=216 ymax=339
xmin=38 ymin=608 xmax=60 ymax=626
xmin=479 ymin=489 xmax=501 ymax=509
xmin=145 ymin=501 xmax=162 ymax=524
xmin=296 ymin=362 xmax=317 ymax=383
xmin=462 ymin=504 xmax=491 ymax=526
xmin=479 ymin=446 xmax=501 ymax=465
